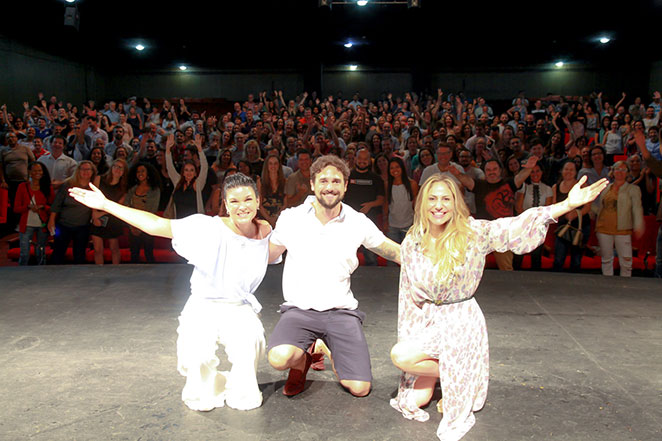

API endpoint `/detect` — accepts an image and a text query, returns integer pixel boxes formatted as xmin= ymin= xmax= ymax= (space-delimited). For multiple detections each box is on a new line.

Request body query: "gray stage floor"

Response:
xmin=1 ymin=265 xmax=660 ymax=441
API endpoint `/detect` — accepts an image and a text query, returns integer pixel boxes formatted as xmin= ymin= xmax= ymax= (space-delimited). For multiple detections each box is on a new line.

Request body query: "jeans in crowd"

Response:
xmin=553 ymin=221 xmax=590 ymax=272
xmin=51 ymin=223 xmax=90 ymax=264
xmin=513 ymin=244 xmax=544 ymax=271
xmin=655 ymin=225 xmax=662 ymax=278
xmin=360 ymin=246 xmax=378 ymax=266
xmin=129 ymin=232 xmax=155 ymax=263
xmin=18 ymin=226 xmax=48 ymax=265
xmin=596 ymin=232 xmax=632 ymax=277
xmin=386 ymin=226 xmax=410 ymax=245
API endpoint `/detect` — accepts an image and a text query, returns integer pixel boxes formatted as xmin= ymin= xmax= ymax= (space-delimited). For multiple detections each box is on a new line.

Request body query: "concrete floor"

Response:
xmin=1 ymin=265 xmax=660 ymax=441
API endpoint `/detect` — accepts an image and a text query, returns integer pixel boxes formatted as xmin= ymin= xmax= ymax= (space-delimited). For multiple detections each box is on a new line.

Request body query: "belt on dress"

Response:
xmin=431 ymin=295 xmax=474 ymax=306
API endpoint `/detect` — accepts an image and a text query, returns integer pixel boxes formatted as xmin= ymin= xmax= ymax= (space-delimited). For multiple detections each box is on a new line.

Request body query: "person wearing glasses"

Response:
xmin=594 ymin=161 xmax=644 ymax=277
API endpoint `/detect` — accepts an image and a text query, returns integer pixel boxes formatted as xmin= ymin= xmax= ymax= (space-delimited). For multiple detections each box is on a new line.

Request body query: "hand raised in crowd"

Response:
xmin=523 ymin=155 xmax=539 ymax=169
xmin=194 ymin=134 xmax=204 ymax=150
xmin=654 ymin=91 xmax=660 ymax=100
xmin=165 ymin=133 xmax=175 ymax=151
xmin=447 ymin=164 xmax=462 ymax=177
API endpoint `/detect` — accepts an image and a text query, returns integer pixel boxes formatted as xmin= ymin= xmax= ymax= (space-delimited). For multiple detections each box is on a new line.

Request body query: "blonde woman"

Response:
xmin=594 ymin=160 xmax=645 ymax=277
xmin=389 ymin=174 xmax=607 ymax=441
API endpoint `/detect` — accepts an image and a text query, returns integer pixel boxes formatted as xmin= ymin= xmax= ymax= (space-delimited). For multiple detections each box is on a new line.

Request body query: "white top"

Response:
xmin=517 ymin=182 xmax=553 ymax=211
xmin=271 ymin=196 xmax=387 ymax=311
xmin=418 ymin=162 xmax=464 ymax=186
xmin=37 ymin=153 xmax=77 ymax=182
xmin=389 ymin=184 xmax=414 ymax=228
xmin=170 ymin=214 xmax=271 ymax=313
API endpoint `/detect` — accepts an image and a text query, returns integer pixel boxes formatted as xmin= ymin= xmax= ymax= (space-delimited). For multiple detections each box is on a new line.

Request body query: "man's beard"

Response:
xmin=316 ymin=190 xmax=343 ymax=209
xmin=355 ymin=164 xmax=370 ymax=172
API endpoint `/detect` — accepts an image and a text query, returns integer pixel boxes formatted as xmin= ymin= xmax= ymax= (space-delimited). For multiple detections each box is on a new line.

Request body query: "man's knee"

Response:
xmin=340 ymin=380 xmax=371 ymax=397
xmin=267 ymin=345 xmax=299 ymax=370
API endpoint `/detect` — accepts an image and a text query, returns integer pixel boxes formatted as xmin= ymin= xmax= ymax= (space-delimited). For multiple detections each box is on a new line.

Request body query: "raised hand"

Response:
xmin=566 ymin=176 xmax=608 ymax=209
xmin=194 ymin=133 xmax=203 ymax=150
xmin=69 ymin=183 xmax=108 ymax=211
xmin=165 ymin=133 xmax=175 ymax=150
xmin=523 ymin=155 xmax=539 ymax=169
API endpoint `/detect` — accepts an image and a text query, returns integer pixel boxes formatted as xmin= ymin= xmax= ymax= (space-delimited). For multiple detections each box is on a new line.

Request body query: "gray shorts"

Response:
xmin=267 ymin=305 xmax=372 ymax=382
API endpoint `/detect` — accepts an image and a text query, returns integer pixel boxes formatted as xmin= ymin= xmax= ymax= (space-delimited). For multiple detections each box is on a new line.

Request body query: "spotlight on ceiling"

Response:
xmin=599 ymin=37 xmax=610 ymax=44
xmin=344 ymin=42 xmax=353 ymax=48
xmin=65 ymin=0 xmax=76 ymax=3
xmin=135 ymin=44 xmax=145 ymax=51
xmin=349 ymin=65 xmax=358 ymax=71
xmin=179 ymin=65 xmax=188 ymax=71
xmin=357 ymin=0 xmax=368 ymax=6
xmin=555 ymin=61 xmax=564 ymax=68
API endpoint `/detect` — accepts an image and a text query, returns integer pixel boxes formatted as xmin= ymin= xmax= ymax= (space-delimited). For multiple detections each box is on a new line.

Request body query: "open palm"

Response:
xmin=68 ymin=183 xmax=108 ymax=210
xmin=567 ymin=176 xmax=608 ymax=209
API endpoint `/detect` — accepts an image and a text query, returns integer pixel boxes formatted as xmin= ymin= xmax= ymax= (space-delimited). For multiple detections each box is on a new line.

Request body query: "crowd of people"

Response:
xmin=1 ymin=88 xmax=661 ymax=276
xmin=2 ymin=86 xmax=650 ymax=441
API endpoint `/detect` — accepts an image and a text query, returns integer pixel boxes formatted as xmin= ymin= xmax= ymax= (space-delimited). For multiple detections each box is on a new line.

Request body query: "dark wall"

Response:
xmin=101 ymin=71 xmax=304 ymax=103
xmin=1 ymin=35 xmax=658 ymax=111
xmin=0 ymin=35 xmax=102 ymax=114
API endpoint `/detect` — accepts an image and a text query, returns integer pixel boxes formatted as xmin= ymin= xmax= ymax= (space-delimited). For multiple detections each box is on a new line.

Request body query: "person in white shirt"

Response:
xmin=267 ymin=155 xmax=401 ymax=398
xmin=68 ymin=174 xmax=276 ymax=412
xmin=37 ymin=135 xmax=76 ymax=190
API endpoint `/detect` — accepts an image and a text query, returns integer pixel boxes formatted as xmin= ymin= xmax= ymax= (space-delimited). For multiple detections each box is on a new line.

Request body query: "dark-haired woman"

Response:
xmin=69 ymin=173 xmax=277 ymax=412
xmin=165 ymin=134 xmax=208 ymax=219
xmin=385 ymin=157 xmax=418 ymax=244
xmin=14 ymin=162 xmax=53 ymax=265
xmin=259 ymin=154 xmax=288 ymax=227
xmin=90 ymin=159 xmax=129 ymax=265
xmin=87 ymin=145 xmax=109 ymax=176
xmin=125 ymin=162 xmax=161 ymax=263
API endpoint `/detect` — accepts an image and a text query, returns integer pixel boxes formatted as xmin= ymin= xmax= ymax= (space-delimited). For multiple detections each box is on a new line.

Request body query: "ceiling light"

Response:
xmin=555 ymin=61 xmax=564 ymax=68
xmin=135 ymin=44 xmax=145 ymax=51
xmin=599 ymin=37 xmax=610 ymax=44
xmin=179 ymin=65 xmax=188 ymax=71
xmin=65 ymin=0 xmax=76 ymax=3
xmin=344 ymin=42 xmax=353 ymax=48
xmin=349 ymin=65 xmax=358 ymax=71
xmin=357 ymin=1 xmax=368 ymax=6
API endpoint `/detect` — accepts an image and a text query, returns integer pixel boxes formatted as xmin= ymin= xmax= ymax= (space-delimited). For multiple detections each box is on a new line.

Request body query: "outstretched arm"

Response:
xmin=367 ymin=237 xmax=401 ymax=264
xmin=69 ymin=184 xmax=173 ymax=238
xmin=548 ymin=176 xmax=608 ymax=220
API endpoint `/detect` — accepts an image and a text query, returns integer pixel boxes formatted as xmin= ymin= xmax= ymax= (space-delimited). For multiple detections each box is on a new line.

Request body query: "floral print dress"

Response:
xmin=390 ymin=206 xmax=555 ymax=441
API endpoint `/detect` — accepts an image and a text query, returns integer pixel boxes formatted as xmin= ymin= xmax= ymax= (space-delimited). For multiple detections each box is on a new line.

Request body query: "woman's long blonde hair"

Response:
xmin=409 ymin=175 xmax=473 ymax=282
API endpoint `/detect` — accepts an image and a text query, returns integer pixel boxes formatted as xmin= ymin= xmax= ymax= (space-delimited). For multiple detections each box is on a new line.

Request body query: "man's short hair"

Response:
xmin=482 ymin=158 xmax=501 ymax=171
xmin=310 ymin=154 xmax=350 ymax=183
xmin=296 ymin=148 xmax=312 ymax=159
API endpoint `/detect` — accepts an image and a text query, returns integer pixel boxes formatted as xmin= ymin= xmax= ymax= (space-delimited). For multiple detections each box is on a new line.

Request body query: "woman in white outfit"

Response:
xmin=69 ymin=173 xmax=275 ymax=412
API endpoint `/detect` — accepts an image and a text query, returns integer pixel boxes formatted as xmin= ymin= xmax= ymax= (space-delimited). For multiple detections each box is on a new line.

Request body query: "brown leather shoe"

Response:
xmin=283 ymin=352 xmax=312 ymax=396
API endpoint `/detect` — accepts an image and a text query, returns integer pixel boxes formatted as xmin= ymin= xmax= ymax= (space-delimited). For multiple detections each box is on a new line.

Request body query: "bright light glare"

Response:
xmin=179 ymin=65 xmax=188 ymax=71
xmin=65 ymin=0 xmax=76 ymax=3
xmin=357 ymin=0 xmax=368 ymax=6
xmin=599 ymin=37 xmax=610 ymax=44
xmin=344 ymin=42 xmax=353 ymax=48
xmin=135 ymin=44 xmax=145 ymax=51
xmin=555 ymin=61 xmax=564 ymax=68
xmin=349 ymin=65 xmax=358 ymax=71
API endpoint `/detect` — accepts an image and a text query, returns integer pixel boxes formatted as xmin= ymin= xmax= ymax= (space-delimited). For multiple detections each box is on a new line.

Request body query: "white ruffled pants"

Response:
xmin=176 ymin=298 xmax=265 ymax=411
